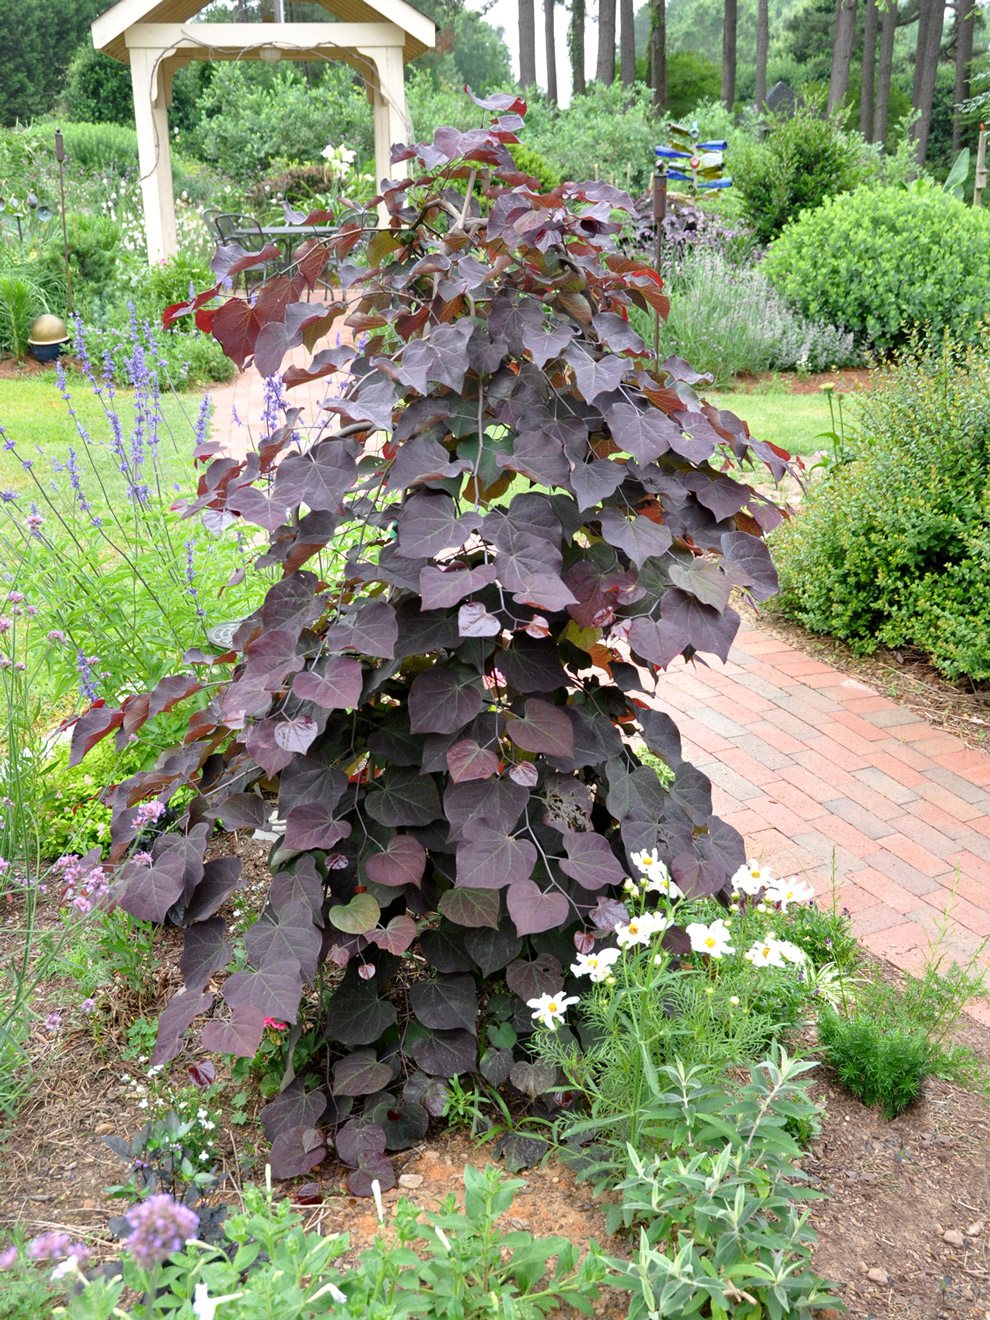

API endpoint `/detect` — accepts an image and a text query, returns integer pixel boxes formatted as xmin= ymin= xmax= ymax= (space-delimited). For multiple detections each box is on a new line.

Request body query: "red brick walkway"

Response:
xmin=206 ymin=373 xmax=990 ymax=1024
xmin=653 ymin=625 xmax=990 ymax=1024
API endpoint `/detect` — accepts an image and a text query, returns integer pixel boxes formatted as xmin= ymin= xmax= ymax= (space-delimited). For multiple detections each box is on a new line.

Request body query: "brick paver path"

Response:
xmin=207 ymin=368 xmax=990 ymax=1024
xmin=654 ymin=625 xmax=990 ymax=1024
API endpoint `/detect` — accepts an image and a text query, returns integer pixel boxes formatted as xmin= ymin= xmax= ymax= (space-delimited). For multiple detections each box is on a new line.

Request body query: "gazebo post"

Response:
xmin=129 ymin=44 xmax=178 ymax=263
xmin=368 ymin=44 xmax=411 ymax=217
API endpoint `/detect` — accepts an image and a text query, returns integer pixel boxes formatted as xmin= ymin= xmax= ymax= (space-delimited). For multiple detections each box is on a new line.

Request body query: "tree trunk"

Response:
xmin=721 ymin=0 xmax=736 ymax=108
xmin=545 ymin=0 xmax=559 ymax=103
xmin=519 ymin=0 xmax=537 ymax=88
xmin=860 ymin=0 xmax=878 ymax=138
xmin=873 ymin=0 xmax=896 ymax=142
xmin=620 ymin=0 xmax=636 ymax=85
xmin=570 ymin=0 xmax=587 ymax=96
xmin=911 ymin=0 xmax=945 ymax=166
xmin=650 ymin=0 xmax=667 ymax=111
xmin=912 ymin=0 xmax=931 ymax=107
xmin=597 ymin=0 xmax=616 ymax=84
xmin=755 ymin=0 xmax=769 ymax=109
xmin=828 ymin=0 xmax=858 ymax=113
xmin=953 ymin=0 xmax=974 ymax=151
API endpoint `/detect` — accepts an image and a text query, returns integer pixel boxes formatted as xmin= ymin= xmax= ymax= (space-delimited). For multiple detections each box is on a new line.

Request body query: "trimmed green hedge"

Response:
xmin=763 ymin=184 xmax=990 ymax=351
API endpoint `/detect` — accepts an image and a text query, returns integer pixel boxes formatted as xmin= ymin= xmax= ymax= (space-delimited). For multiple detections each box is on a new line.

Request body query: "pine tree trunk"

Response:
xmin=721 ymin=0 xmax=737 ymax=108
xmin=860 ymin=0 xmax=878 ymax=138
xmin=597 ymin=0 xmax=616 ymax=84
xmin=953 ymin=0 xmax=974 ymax=151
xmin=912 ymin=0 xmax=945 ymax=166
xmin=755 ymin=0 xmax=769 ymax=108
xmin=545 ymin=0 xmax=559 ymax=103
xmin=570 ymin=0 xmax=587 ymax=96
xmin=873 ymin=0 xmax=896 ymax=142
xmin=620 ymin=0 xmax=636 ymax=85
xmin=650 ymin=0 xmax=667 ymax=111
xmin=912 ymin=0 xmax=931 ymax=107
xmin=828 ymin=0 xmax=858 ymax=113
xmin=519 ymin=0 xmax=537 ymax=88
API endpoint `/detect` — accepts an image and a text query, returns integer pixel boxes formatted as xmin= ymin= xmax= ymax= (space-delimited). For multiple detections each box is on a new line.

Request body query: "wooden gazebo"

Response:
xmin=90 ymin=0 xmax=435 ymax=262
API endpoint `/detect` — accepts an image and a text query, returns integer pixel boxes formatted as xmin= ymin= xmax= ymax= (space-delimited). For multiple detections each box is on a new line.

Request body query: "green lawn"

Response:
xmin=0 ymin=371 xmax=838 ymax=511
xmin=0 ymin=372 xmax=205 ymax=502
xmin=707 ymin=384 xmax=840 ymax=459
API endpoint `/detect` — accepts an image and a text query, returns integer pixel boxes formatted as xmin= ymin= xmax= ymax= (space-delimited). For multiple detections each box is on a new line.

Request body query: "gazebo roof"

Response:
xmin=92 ymin=0 xmax=435 ymax=65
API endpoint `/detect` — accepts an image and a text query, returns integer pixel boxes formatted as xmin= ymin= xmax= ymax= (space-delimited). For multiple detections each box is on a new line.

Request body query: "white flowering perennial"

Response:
xmin=527 ymin=991 xmax=580 ymax=1030
xmin=744 ymin=933 xmax=807 ymax=968
xmin=321 ymin=142 xmax=358 ymax=180
xmin=763 ymin=878 xmax=816 ymax=911
xmin=630 ymin=850 xmax=684 ymax=899
xmin=730 ymin=860 xmax=775 ymax=896
xmin=684 ymin=918 xmax=735 ymax=959
xmin=569 ymin=946 xmax=622 ymax=981
xmin=614 ymin=911 xmax=673 ymax=949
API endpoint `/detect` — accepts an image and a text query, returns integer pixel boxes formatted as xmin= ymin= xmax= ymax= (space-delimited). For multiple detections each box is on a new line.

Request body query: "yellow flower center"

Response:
xmin=704 ymin=938 xmax=716 ymax=949
xmin=547 ymin=1002 xmax=558 ymax=1013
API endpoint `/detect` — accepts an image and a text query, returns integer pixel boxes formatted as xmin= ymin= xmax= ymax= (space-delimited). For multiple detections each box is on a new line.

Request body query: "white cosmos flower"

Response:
xmin=763 ymin=878 xmax=815 ymax=911
xmin=775 ymin=938 xmax=807 ymax=964
xmin=614 ymin=911 xmax=660 ymax=948
xmin=731 ymin=860 xmax=774 ymax=896
xmin=527 ymin=991 xmax=580 ymax=1029
xmin=570 ymin=947 xmax=622 ymax=981
xmin=642 ymin=862 xmax=683 ymax=900
xmin=630 ymin=849 xmax=660 ymax=875
xmin=744 ymin=935 xmax=788 ymax=968
xmin=685 ymin=918 xmax=735 ymax=959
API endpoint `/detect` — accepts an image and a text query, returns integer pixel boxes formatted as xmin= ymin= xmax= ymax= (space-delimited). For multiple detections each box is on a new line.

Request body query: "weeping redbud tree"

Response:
xmin=71 ymin=90 xmax=795 ymax=1188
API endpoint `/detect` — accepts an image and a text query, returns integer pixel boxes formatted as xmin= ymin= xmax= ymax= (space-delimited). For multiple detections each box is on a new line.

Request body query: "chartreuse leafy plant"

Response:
xmin=72 ymin=89 xmax=795 ymax=1188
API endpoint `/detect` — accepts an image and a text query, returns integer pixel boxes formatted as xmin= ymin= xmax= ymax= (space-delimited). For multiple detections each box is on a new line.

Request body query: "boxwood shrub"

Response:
xmin=772 ymin=332 xmax=990 ymax=682
xmin=763 ymin=184 xmax=990 ymax=351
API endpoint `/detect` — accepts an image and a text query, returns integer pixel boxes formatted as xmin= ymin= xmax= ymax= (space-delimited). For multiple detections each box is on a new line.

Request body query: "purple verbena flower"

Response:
xmin=123 ymin=1194 xmax=199 ymax=1268
xmin=27 ymin=1232 xmax=72 ymax=1262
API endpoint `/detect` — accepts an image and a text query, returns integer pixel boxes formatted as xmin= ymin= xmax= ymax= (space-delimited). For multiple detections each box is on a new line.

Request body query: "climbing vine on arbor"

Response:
xmin=71 ymin=88 xmax=795 ymax=1190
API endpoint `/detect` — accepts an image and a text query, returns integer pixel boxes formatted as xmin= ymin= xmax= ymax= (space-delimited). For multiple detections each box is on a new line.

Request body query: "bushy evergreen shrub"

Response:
xmin=773 ymin=332 xmax=990 ymax=682
xmin=764 ymin=184 xmax=990 ymax=350
xmin=732 ymin=103 xmax=871 ymax=245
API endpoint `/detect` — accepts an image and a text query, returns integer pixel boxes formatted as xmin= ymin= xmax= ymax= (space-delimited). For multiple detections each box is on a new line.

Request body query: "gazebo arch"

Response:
xmin=90 ymin=0 xmax=435 ymax=263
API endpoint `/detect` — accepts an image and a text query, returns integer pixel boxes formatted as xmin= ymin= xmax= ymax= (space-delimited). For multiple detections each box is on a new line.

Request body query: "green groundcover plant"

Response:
xmin=72 ymin=88 xmax=796 ymax=1189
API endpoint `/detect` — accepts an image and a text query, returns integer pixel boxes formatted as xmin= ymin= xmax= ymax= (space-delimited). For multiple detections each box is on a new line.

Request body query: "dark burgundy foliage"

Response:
xmin=82 ymin=94 xmax=795 ymax=1187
